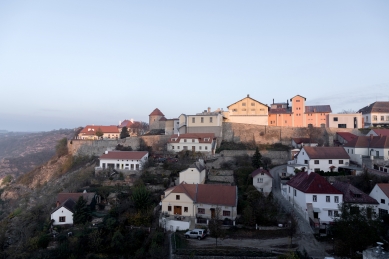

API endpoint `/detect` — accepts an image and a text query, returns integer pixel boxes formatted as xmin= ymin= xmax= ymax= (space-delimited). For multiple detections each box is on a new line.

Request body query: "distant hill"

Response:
xmin=0 ymin=130 xmax=7 ymax=134
xmin=0 ymin=129 xmax=76 ymax=179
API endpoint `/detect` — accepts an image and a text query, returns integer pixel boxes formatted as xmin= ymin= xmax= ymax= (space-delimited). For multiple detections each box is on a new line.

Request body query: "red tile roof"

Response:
xmin=79 ymin=125 xmax=119 ymax=135
xmin=370 ymin=129 xmax=389 ymax=137
xmin=120 ymin=120 xmax=134 ymax=128
xmin=269 ymin=108 xmax=292 ymax=114
xmin=343 ymin=135 xmax=389 ymax=148
xmin=149 ymin=108 xmax=165 ymax=116
xmin=377 ymin=183 xmax=389 ymax=199
xmin=336 ymin=132 xmax=358 ymax=143
xmin=168 ymin=133 xmax=215 ymax=143
xmin=287 ymin=172 xmax=342 ymax=194
xmin=303 ymin=146 xmax=350 ymax=159
xmin=169 ymin=183 xmax=237 ymax=207
xmin=332 ymin=181 xmax=378 ymax=204
xmin=99 ymin=151 xmax=148 ymax=160
xmin=251 ymin=168 xmax=273 ymax=179
xmin=56 ymin=192 xmax=96 ymax=205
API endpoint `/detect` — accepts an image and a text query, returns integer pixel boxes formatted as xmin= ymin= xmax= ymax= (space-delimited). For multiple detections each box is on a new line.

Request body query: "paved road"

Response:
xmin=270 ymin=165 xmax=329 ymax=257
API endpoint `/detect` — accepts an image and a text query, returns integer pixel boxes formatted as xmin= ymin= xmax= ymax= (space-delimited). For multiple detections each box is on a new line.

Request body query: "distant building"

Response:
xmin=77 ymin=125 xmax=119 ymax=140
xmin=167 ymin=133 xmax=216 ymax=154
xmin=179 ymin=159 xmax=206 ymax=184
xmin=291 ymin=138 xmax=318 ymax=149
xmin=369 ymin=183 xmax=389 ymax=218
xmin=366 ymin=129 xmax=389 ymax=137
xmin=251 ymin=168 xmax=273 ymax=196
xmin=97 ymin=151 xmax=148 ymax=171
xmin=268 ymin=95 xmax=332 ymax=127
xmin=343 ymin=135 xmax=389 ymax=160
xmin=326 ymin=113 xmax=363 ymax=129
xmin=335 ymin=132 xmax=358 ymax=146
xmin=149 ymin=108 xmax=166 ymax=131
xmin=358 ymin=102 xmax=389 ymax=128
xmin=164 ymin=118 xmax=179 ymax=135
xmin=178 ymin=109 xmax=223 ymax=137
xmin=332 ymin=181 xmax=378 ymax=210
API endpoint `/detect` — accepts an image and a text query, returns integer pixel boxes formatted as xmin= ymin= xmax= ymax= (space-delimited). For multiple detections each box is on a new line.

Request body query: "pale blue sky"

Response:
xmin=1 ymin=1 xmax=388 ymax=131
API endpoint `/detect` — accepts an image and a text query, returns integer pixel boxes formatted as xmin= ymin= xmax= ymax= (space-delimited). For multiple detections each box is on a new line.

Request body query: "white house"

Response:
xmin=358 ymin=101 xmax=389 ymax=128
xmin=160 ymin=183 xmax=237 ymax=230
xmin=178 ymin=109 xmax=224 ymax=137
xmin=283 ymin=171 xmax=343 ymax=227
xmin=51 ymin=192 xmax=98 ymax=225
xmin=343 ymin=135 xmax=389 ymax=161
xmin=291 ymin=138 xmax=318 ymax=149
xmin=251 ymin=168 xmax=273 ymax=196
xmin=179 ymin=159 xmax=206 ymax=184
xmin=97 ymin=151 xmax=148 ymax=171
xmin=369 ymin=183 xmax=389 ymax=218
xmin=167 ymin=133 xmax=216 ymax=154
xmin=294 ymin=146 xmax=350 ymax=173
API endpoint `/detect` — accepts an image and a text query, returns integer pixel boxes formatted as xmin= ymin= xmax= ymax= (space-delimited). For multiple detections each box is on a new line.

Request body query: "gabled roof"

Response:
xmin=56 ymin=192 xmax=96 ymax=205
xmin=168 ymin=183 xmax=237 ymax=207
xmin=149 ymin=108 xmax=165 ymax=116
xmin=292 ymin=138 xmax=312 ymax=144
xmin=305 ymin=105 xmax=332 ymax=113
xmin=358 ymin=102 xmax=389 ymax=114
xmin=286 ymin=172 xmax=342 ymax=194
xmin=168 ymin=133 xmax=215 ymax=143
xmin=227 ymin=95 xmax=268 ymax=109
xmin=290 ymin=95 xmax=306 ymax=101
xmin=251 ymin=168 xmax=273 ymax=179
xmin=269 ymin=108 xmax=292 ymax=114
xmin=336 ymin=132 xmax=358 ymax=143
xmin=99 ymin=151 xmax=148 ymax=160
xmin=377 ymin=183 xmax=389 ymax=199
xmin=159 ymin=116 xmax=167 ymax=121
xmin=332 ymin=181 xmax=378 ymax=204
xmin=79 ymin=125 xmax=119 ymax=135
xmin=51 ymin=198 xmax=77 ymax=214
xmin=370 ymin=129 xmax=389 ymax=137
xmin=303 ymin=146 xmax=350 ymax=159
xmin=343 ymin=136 xmax=389 ymax=149
xmin=120 ymin=120 xmax=134 ymax=128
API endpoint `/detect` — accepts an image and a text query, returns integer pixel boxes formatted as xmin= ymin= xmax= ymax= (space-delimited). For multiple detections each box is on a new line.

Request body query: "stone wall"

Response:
xmin=207 ymin=169 xmax=234 ymax=184
xmin=220 ymin=150 xmax=290 ymax=165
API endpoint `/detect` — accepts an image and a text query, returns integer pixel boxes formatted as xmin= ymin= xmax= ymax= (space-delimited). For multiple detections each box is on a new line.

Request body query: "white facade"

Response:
xmin=51 ymin=207 xmax=74 ymax=225
xmin=326 ymin=113 xmax=362 ymax=129
xmin=252 ymin=173 xmax=273 ymax=195
xmin=344 ymin=146 xmax=389 ymax=160
xmin=179 ymin=167 xmax=206 ymax=184
xmin=369 ymin=185 xmax=389 ymax=218
xmin=295 ymin=148 xmax=349 ymax=172
xmin=283 ymin=185 xmax=343 ymax=224
xmin=167 ymin=138 xmax=215 ymax=153
xmin=363 ymin=112 xmax=389 ymax=128
xmin=98 ymin=153 xmax=148 ymax=171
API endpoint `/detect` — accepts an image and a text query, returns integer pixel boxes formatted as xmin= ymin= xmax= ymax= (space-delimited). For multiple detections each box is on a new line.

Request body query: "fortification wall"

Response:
xmin=220 ymin=150 xmax=290 ymax=165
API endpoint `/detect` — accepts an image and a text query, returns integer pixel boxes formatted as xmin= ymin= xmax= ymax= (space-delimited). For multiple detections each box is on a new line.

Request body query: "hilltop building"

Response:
xmin=359 ymin=102 xmax=389 ymax=128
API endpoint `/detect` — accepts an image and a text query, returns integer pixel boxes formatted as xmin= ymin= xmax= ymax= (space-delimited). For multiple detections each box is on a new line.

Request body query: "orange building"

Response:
xmin=268 ymin=95 xmax=331 ymax=127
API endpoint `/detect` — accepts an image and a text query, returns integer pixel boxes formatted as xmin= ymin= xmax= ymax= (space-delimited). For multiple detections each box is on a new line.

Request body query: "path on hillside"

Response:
xmin=270 ymin=165 xmax=329 ymax=257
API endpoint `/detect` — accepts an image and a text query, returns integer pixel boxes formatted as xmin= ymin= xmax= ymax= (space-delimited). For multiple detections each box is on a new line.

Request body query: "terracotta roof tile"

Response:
xmin=251 ymin=168 xmax=273 ymax=179
xmin=99 ymin=151 xmax=148 ymax=160
xmin=79 ymin=125 xmax=119 ymax=135
xmin=149 ymin=108 xmax=165 ymax=116
xmin=343 ymin=136 xmax=389 ymax=148
xmin=269 ymin=108 xmax=292 ymax=114
xmin=377 ymin=183 xmax=389 ymax=199
xmin=336 ymin=132 xmax=358 ymax=143
xmin=287 ymin=172 xmax=342 ymax=194
xmin=332 ymin=181 xmax=378 ymax=204
xmin=303 ymin=146 xmax=350 ymax=159
xmin=370 ymin=129 xmax=389 ymax=137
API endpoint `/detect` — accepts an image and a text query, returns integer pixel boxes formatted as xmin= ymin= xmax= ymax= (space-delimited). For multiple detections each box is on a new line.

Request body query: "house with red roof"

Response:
xmin=343 ymin=135 xmax=389 ymax=160
xmin=160 ymin=182 xmax=237 ymax=230
xmin=51 ymin=191 xmax=99 ymax=225
xmin=251 ymin=168 xmax=273 ymax=196
xmin=78 ymin=125 xmax=120 ymax=140
xmin=96 ymin=151 xmax=148 ymax=171
xmin=167 ymin=133 xmax=217 ymax=154
xmin=367 ymin=129 xmax=389 ymax=137
xmin=335 ymin=132 xmax=358 ymax=145
xmin=294 ymin=146 xmax=350 ymax=173
xmin=283 ymin=172 xmax=343 ymax=227
xmin=369 ymin=183 xmax=389 ymax=218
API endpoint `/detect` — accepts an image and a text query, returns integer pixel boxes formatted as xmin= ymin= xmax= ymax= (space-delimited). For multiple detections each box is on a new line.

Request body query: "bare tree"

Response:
xmin=208 ymin=206 xmax=225 ymax=246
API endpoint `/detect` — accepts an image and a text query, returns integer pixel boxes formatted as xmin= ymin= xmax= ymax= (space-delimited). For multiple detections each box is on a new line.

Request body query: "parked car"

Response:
xmin=184 ymin=229 xmax=207 ymax=240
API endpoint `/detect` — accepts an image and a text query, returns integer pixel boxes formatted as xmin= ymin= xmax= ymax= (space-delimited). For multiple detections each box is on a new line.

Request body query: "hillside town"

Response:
xmin=35 ymin=95 xmax=389 ymax=258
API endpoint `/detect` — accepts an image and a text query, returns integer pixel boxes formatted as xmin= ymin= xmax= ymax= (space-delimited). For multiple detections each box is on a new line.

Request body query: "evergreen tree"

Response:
xmin=252 ymin=147 xmax=263 ymax=169
xmin=120 ymin=126 xmax=129 ymax=139
xmin=131 ymin=185 xmax=151 ymax=212
xmin=73 ymin=196 xmax=91 ymax=225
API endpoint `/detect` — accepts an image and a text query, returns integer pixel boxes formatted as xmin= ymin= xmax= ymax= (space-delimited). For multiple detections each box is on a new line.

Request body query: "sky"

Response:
xmin=1 ymin=1 xmax=389 ymax=131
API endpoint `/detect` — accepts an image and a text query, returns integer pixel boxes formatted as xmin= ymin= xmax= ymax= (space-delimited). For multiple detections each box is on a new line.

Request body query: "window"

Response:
xmin=184 ymin=207 xmax=188 ymax=212
xmin=379 ymin=208 xmax=388 ymax=218
xmin=339 ymin=160 xmax=343 ymax=164
xmin=328 ymin=210 xmax=333 ymax=217
xmin=59 ymin=216 xmax=66 ymax=222
xmin=183 ymin=146 xmax=188 ymax=150
xmin=373 ymin=115 xmax=377 ymax=121
xmin=335 ymin=196 xmax=339 ymax=203
xmin=168 ymin=206 xmax=172 ymax=211
xmin=338 ymin=124 xmax=347 ymax=128
xmin=176 ymin=195 xmax=180 ymax=200
xmin=288 ymin=186 xmax=290 ymax=193
xmin=184 ymin=139 xmax=187 ymax=142
xmin=259 ymin=178 xmax=263 ymax=183
xmin=329 ymin=160 xmax=332 ymax=164
xmin=201 ymin=117 xmax=204 ymax=123
xmin=172 ymin=146 xmax=174 ymax=149
xmin=294 ymin=190 xmax=296 ymax=196
xmin=334 ymin=211 xmax=339 ymax=217
xmin=233 ymin=109 xmax=237 ymax=112
xmin=304 ymin=160 xmax=308 ymax=164
xmin=198 ymin=208 xmax=205 ymax=214
xmin=366 ymin=116 xmax=368 ymax=121
xmin=192 ymin=117 xmax=195 ymax=123
xmin=381 ymin=199 xmax=385 ymax=204
xmin=296 ymin=100 xmax=300 ymax=102
xmin=199 ymin=146 xmax=202 ymax=150
xmin=259 ymin=188 xmax=263 ymax=192
xmin=333 ymin=117 xmax=338 ymax=121
xmin=223 ymin=211 xmax=231 ymax=216
xmin=314 ymin=160 xmax=319 ymax=164
xmin=192 ymin=139 xmax=195 ymax=142
xmin=205 ymin=146 xmax=208 ymax=150
xmin=381 ymin=116 xmax=384 ymax=121
xmin=251 ymin=102 xmax=255 ymax=106
xmin=313 ymin=195 xmax=317 ymax=202
xmin=210 ymin=117 xmax=213 ymax=123
xmin=177 ymin=146 xmax=180 ymax=149
xmin=242 ymin=103 xmax=246 ymax=106
xmin=326 ymin=196 xmax=330 ymax=202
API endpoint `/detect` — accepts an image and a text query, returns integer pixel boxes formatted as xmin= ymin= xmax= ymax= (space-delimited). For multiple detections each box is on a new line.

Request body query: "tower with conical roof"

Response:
xmin=149 ymin=108 xmax=165 ymax=130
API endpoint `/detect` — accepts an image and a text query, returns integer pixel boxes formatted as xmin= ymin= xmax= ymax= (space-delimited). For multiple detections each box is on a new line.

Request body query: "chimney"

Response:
xmin=208 ymin=107 xmax=211 ymax=113
xmin=287 ymin=100 xmax=289 ymax=109
xmin=247 ymin=94 xmax=250 ymax=97
xmin=56 ymin=201 xmax=60 ymax=207
xmin=273 ymin=99 xmax=274 ymax=104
